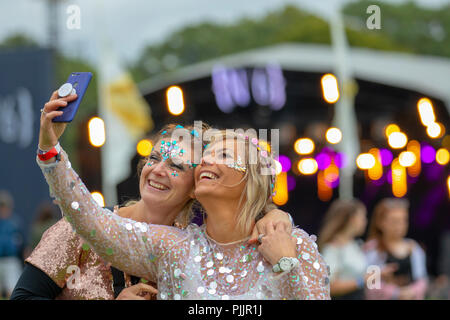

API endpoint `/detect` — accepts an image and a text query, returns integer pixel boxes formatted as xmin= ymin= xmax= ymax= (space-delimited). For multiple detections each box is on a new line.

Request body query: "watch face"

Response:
xmin=280 ymin=258 xmax=292 ymax=271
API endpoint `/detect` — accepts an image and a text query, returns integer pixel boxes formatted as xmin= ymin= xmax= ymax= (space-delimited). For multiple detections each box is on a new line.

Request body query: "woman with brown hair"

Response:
xmin=364 ymin=198 xmax=428 ymax=300
xmin=318 ymin=199 xmax=369 ymax=299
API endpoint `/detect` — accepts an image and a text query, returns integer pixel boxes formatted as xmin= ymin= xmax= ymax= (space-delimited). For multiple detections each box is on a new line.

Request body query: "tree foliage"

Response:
xmin=343 ymin=0 xmax=450 ymax=57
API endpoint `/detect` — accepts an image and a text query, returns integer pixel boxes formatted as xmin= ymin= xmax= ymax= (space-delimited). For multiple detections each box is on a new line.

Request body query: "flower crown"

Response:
xmin=236 ymin=133 xmax=277 ymax=198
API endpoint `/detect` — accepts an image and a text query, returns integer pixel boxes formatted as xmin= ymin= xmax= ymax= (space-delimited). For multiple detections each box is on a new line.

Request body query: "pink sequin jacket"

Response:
xmin=38 ymin=149 xmax=330 ymax=300
xmin=26 ymin=216 xmax=142 ymax=300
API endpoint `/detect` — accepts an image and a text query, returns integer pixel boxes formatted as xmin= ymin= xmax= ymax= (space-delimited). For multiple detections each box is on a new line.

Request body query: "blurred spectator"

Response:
xmin=0 ymin=190 xmax=24 ymax=298
xmin=29 ymin=202 xmax=59 ymax=250
xmin=364 ymin=198 xmax=428 ymax=300
xmin=318 ymin=199 xmax=368 ymax=299
xmin=426 ymin=231 xmax=450 ymax=299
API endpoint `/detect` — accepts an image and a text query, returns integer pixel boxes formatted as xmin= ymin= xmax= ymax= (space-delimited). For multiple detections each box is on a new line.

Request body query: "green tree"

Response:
xmin=343 ymin=0 xmax=450 ymax=57
xmin=132 ymin=4 xmax=412 ymax=82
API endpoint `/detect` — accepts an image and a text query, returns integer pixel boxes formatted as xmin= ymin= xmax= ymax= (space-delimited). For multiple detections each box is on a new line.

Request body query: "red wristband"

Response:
xmin=37 ymin=143 xmax=61 ymax=161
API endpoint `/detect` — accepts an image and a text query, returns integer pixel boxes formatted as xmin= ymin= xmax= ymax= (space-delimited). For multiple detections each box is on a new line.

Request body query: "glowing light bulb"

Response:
xmin=326 ymin=127 xmax=342 ymax=144
xmin=166 ymin=86 xmax=185 ymax=115
xmin=294 ymin=138 xmax=315 ymax=155
xmin=356 ymin=153 xmax=375 ymax=170
xmin=388 ymin=132 xmax=407 ymax=149
xmin=321 ymin=74 xmax=339 ymax=103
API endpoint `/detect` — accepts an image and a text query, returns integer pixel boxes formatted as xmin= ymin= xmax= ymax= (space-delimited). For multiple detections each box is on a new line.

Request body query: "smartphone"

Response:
xmin=52 ymin=72 xmax=93 ymax=122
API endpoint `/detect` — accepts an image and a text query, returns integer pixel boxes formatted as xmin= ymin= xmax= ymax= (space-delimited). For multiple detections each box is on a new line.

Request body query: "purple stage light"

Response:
xmin=421 ymin=144 xmax=436 ymax=164
xmin=316 ymin=153 xmax=331 ymax=170
xmin=387 ymin=170 xmax=392 ymax=184
xmin=277 ymin=155 xmax=291 ymax=172
xmin=287 ymin=175 xmax=296 ymax=191
xmin=334 ymin=152 xmax=347 ymax=168
xmin=379 ymin=149 xmax=393 ymax=166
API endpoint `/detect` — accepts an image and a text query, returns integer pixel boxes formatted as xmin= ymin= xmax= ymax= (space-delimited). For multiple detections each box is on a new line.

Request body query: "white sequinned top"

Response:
xmin=38 ymin=149 xmax=330 ymax=300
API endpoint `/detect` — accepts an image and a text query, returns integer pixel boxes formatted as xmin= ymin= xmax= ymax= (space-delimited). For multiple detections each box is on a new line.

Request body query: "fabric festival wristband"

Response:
xmin=37 ymin=142 xmax=61 ymax=161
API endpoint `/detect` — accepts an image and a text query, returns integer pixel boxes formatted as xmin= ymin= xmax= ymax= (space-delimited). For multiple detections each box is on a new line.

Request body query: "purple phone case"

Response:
xmin=52 ymin=72 xmax=93 ymax=122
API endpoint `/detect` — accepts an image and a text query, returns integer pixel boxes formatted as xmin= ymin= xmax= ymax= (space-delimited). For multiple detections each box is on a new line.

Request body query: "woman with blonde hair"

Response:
xmin=318 ymin=199 xmax=369 ymax=299
xmin=12 ymin=92 xmax=291 ymax=300
xmin=364 ymin=198 xmax=428 ymax=300
xmin=36 ymin=97 xmax=330 ymax=299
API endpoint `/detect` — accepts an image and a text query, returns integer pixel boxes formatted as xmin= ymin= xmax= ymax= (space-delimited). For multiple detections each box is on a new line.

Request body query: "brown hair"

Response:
xmin=127 ymin=122 xmax=210 ymax=227
xmin=318 ymin=199 xmax=366 ymax=250
xmin=367 ymin=198 xmax=409 ymax=251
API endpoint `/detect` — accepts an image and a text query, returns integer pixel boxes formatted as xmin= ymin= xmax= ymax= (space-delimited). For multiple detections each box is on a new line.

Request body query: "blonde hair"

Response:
xmin=127 ymin=123 xmax=210 ymax=228
xmin=317 ymin=199 xmax=366 ymax=250
xmin=367 ymin=198 xmax=409 ymax=251
xmin=205 ymin=130 xmax=277 ymax=235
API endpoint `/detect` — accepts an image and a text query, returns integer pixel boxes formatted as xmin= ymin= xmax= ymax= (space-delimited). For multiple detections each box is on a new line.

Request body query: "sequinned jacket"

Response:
xmin=38 ymin=149 xmax=330 ymax=300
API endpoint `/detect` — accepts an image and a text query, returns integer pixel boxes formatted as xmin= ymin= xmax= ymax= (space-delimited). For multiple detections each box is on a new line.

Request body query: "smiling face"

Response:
xmin=194 ymin=137 xmax=247 ymax=202
xmin=139 ymin=139 xmax=196 ymax=214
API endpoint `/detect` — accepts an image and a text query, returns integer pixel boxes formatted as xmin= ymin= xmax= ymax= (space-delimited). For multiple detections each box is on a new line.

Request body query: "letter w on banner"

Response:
xmin=97 ymin=36 xmax=153 ymax=206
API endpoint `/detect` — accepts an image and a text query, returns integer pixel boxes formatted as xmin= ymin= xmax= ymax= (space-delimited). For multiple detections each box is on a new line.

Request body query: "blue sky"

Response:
xmin=0 ymin=0 xmax=448 ymax=64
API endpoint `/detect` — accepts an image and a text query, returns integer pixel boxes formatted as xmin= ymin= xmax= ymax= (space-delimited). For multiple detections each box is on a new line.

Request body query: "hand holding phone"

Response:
xmin=52 ymin=72 xmax=92 ymax=122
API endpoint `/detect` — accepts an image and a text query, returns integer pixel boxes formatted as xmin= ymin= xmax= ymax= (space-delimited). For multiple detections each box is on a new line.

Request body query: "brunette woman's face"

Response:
xmin=139 ymin=139 xmax=195 ymax=210
xmin=194 ymin=138 xmax=246 ymax=202
xmin=378 ymin=208 xmax=409 ymax=239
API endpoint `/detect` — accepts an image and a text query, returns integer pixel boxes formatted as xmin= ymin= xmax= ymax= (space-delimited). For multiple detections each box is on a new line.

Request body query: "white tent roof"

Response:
xmin=139 ymin=43 xmax=450 ymax=113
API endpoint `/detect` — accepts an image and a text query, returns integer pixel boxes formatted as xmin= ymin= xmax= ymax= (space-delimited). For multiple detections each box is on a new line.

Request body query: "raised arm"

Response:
xmin=37 ymin=150 xmax=185 ymax=281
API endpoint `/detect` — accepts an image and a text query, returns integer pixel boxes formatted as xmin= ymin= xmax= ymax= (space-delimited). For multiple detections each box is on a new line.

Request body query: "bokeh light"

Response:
xmin=166 ymin=86 xmax=185 ymax=115
xmin=356 ymin=153 xmax=375 ymax=170
xmin=316 ymin=152 xmax=332 ymax=170
xmin=88 ymin=117 xmax=106 ymax=147
xmin=399 ymin=151 xmax=416 ymax=167
xmin=298 ymin=158 xmax=318 ymax=175
xmin=436 ymin=148 xmax=450 ymax=165
xmin=421 ymin=144 xmax=436 ymax=164
xmin=326 ymin=127 xmax=342 ymax=144
xmin=294 ymin=138 xmax=314 ymax=155
xmin=136 ymin=139 xmax=153 ymax=156
xmin=388 ymin=132 xmax=407 ymax=149
xmin=277 ymin=155 xmax=292 ymax=172
xmin=321 ymin=73 xmax=339 ymax=103
xmin=91 ymin=192 xmax=105 ymax=207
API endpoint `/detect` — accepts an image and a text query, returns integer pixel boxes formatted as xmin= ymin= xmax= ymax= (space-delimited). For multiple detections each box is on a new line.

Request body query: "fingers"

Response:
xmin=136 ymin=283 xmax=158 ymax=295
xmin=42 ymin=110 xmax=64 ymax=122
xmin=43 ymin=94 xmax=77 ymax=113
xmin=49 ymin=90 xmax=59 ymax=101
xmin=274 ymin=221 xmax=286 ymax=232
xmin=266 ymin=221 xmax=275 ymax=235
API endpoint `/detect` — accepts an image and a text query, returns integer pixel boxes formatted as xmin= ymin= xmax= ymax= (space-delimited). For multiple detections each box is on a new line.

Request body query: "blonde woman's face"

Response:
xmin=194 ymin=138 xmax=247 ymax=201
xmin=139 ymin=139 xmax=195 ymax=210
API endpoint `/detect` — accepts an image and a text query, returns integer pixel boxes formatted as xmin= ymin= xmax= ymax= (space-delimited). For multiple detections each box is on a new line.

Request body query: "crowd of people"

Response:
xmin=0 ymin=90 xmax=448 ymax=300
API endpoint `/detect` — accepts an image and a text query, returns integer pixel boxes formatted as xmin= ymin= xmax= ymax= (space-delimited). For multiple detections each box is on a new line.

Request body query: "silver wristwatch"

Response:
xmin=272 ymin=257 xmax=300 ymax=273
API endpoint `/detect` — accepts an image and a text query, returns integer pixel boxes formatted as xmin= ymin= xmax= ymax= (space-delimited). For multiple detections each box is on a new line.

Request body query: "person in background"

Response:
xmin=0 ymin=190 xmax=24 ymax=298
xmin=29 ymin=201 xmax=59 ymax=251
xmin=364 ymin=198 xmax=428 ymax=300
xmin=318 ymin=199 xmax=370 ymax=299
